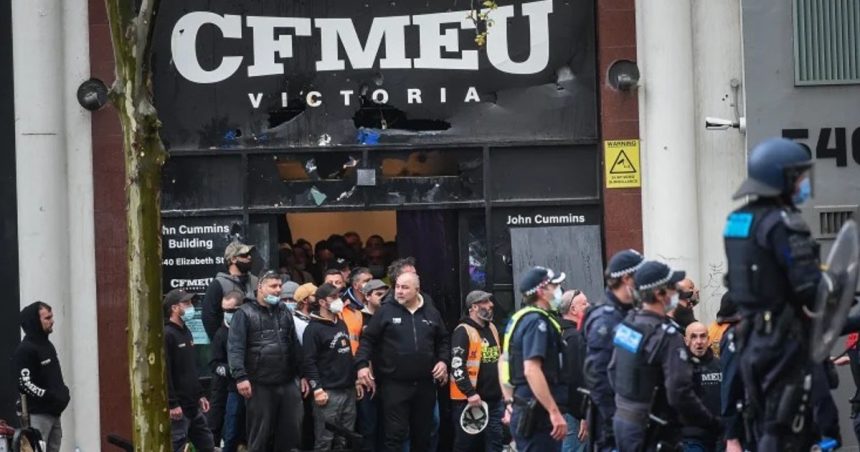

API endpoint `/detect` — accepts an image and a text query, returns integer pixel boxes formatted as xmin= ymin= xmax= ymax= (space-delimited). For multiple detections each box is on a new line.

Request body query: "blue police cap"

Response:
xmin=634 ymin=261 xmax=685 ymax=291
xmin=606 ymin=249 xmax=644 ymax=279
xmin=520 ymin=266 xmax=566 ymax=296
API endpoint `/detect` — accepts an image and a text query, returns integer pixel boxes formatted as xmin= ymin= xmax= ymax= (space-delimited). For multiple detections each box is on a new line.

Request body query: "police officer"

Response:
xmin=501 ymin=266 xmax=568 ymax=451
xmin=583 ymin=249 xmax=643 ymax=451
xmin=723 ymin=138 xmax=823 ymax=449
xmin=682 ymin=321 xmax=722 ymax=451
xmin=609 ymin=261 xmax=720 ymax=452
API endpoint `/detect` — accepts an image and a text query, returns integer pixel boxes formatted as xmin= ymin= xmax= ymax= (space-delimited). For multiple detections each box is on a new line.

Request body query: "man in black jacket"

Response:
xmin=228 ymin=270 xmax=309 ymax=452
xmin=13 ymin=301 xmax=70 ymax=452
xmin=559 ymin=289 xmax=589 ymax=451
xmin=682 ymin=322 xmax=722 ymax=452
xmin=303 ymin=283 xmax=358 ymax=450
xmin=356 ymin=272 xmax=450 ymax=452
xmin=163 ymin=289 xmax=215 ymax=452
xmin=209 ymin=290 xmax=245 ymax=452
xmin=203 ymin=240 xmax=257 ymax=339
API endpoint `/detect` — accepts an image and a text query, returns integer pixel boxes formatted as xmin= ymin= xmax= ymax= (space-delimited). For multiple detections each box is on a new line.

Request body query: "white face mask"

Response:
xmin=666 ymin=292 xmax=680 ymax=313
xmin=549 ymin=286 xmax=564 ymax=311
xmin=328 ymin=299 xmax=344 ymax=314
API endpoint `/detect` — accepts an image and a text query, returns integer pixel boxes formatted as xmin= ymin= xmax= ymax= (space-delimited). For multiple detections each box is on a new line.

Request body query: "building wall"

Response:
xmin=87 ymin=1 xmax=643 ymax=442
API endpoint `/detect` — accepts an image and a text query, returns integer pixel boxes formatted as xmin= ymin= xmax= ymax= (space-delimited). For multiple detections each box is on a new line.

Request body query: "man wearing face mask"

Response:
xmin=669 ymin=278 xmax=699 ymax=332
xmin=582 ymin=249 xmax=643 ymax=451
xmin=209 ymin=291 xmax=246 ymax=452
xmin=163 ymin=289 xmax=215 ymax=452
xmin=203 ymin=240 xmax=258 ymax=339
xmin=608 ymin=261 xmax=720 ymax=452
xmin=292 ymin=282 xmax=317 ymax=345
xmin=228 ymin=270 xmax=309 ymax=452
xmin=500 ymin=266 xmax=568 ymax=451
xmin=450 ymin=290 xmax=503 ymax=452
xmin=723 ymin=138 xmax=825 ymax=450
xmin=343 ymin=267 xmax=373 ymax=355
xmin=303 ymin=283 xmax=358 ymax=451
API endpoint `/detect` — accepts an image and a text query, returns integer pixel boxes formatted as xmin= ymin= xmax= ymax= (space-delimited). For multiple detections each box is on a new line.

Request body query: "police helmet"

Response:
xmin=733 ymin=138 xmax=812 ymax=200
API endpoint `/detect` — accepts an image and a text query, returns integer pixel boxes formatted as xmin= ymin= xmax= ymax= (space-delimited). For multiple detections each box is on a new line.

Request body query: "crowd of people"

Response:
xmin=12 ymin=138 xmax=860 ymax=452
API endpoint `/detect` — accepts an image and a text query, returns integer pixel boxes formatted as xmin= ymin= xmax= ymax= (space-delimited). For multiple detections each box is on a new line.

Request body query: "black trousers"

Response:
xmin=208 ymin=376 xmax=228 ymax=443
xmin=380 ymin=379 xmax=437 ymax=452
xmin=245 ymin=381 xmax=303 ymax=452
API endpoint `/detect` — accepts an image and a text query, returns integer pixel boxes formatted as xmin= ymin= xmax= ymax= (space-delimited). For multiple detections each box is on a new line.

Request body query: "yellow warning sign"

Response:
xmin=604 ymin=140 xmax=641 ymax=188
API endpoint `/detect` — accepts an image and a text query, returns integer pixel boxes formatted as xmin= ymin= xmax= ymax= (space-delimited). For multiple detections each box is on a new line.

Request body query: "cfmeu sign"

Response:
xmin=604 ymin=140 xmax=640 ymax=188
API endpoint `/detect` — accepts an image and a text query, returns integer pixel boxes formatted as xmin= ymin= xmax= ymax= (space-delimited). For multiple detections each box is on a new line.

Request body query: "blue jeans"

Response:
xmin=222 ymin=392 xmax=246 ymax=452
xmin=451 ymin=400 xmax=504 ymax=452
xmin=561 ymin=414 xmax=587 ymax=452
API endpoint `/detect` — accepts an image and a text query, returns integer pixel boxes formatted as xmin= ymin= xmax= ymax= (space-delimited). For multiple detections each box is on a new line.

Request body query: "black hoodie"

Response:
xmin=302 ymin=315 xmax=355 ymax=391
xmin=13 ymin=302 xmax=70 ymax=416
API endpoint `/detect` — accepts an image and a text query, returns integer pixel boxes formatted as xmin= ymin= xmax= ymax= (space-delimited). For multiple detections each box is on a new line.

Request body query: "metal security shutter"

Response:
xmin=794 ymin=0 xmax=860 ymax=85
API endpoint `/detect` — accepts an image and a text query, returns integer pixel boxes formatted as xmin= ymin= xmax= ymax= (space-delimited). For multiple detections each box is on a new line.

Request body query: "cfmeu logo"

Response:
xmin=19 ymin=369 xmax=46 ymax=397
xmin=170 ymin=0 xmax=555 ymax=84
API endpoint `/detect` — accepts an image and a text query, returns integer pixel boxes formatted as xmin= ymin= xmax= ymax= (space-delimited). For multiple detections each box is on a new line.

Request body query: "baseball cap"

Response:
xmin=606 ymin=249 xmax=644 ymax=279
xmin=465 ymin=290 xmax=492 ymax=307
xmin=281 ymin=281 xmax=300 ymax=300
xmin=315 ymin=283 xmax=340 ymax=300
xmin=519 ymin=266 xmax=566 ymax=296
xmin=163 ymin=289 xmax=195 ymax=311
xmin=634 ymin=261 xmax=686 ymax=291
xmin=224 ymin=240 xmax=255 ymax=261
xmin=361 ymin=279 xmax=389 ymax=295
xmin=294 ymin=283 xmax=318 ymax=303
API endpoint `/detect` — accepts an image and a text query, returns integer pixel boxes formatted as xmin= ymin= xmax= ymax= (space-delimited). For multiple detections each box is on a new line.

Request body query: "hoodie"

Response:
xmin=13 ymin=302 xmax=70 ymax=416
xmin=202 ymin=271 xmax=256 ymax=339
xmin=302 ymin=315 xmax=355 ymax=391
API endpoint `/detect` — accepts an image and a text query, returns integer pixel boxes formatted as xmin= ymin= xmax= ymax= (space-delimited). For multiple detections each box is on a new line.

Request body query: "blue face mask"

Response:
xmin=181 ymin=305 xmax=196 ymax=323
xmin=792 ymin=176 xmax=811 ymax=205
xmin=285 ymin=301 xmax=297 ymax=312
xmin=264 ymin=294 xmax=280 ymax=306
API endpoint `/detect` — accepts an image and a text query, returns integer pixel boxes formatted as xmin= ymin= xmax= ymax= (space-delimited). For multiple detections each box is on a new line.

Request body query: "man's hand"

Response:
xmin=300 ymin=378 xmax=310 ymax=398
xmin=834 ymin=355 xmax=851 ymax=366
xmin=578 ymin=419 xmax=588 ymax=441
xmin=314 ymin=389 xmax=329 ymax=407
xmin=502 ymin=405 xmax=512 ymax=426
xmin=726 ymin=439 xmax=743 ymax=452
xmin=432 ymin=361 xmax=447 ymax=381
xmin=466 ymin=394 xmax=482 ymax=408
xmin=358 ymin=367 xmax=376 ymax=393
xmin=549 ymin=410 xmax=568 ymax=441
xmin=169 ymin=406 xmax=183 ymax=421
xmin=199 ymin=397 xmax=210 ymax=413
xmin=237 ymin=380 xmax=253 ymax=400
xmin=356 ymin=383 xmax=365 ymax=400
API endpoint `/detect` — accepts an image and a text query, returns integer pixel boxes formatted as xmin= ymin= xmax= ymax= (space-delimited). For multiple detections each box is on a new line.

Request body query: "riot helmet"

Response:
xmin=733 ymin=138 xmax=813 ymax=201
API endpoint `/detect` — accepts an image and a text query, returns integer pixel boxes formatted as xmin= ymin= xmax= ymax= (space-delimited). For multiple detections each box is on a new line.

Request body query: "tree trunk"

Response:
xmin=103 ymin=1 xmax=170 ymax=450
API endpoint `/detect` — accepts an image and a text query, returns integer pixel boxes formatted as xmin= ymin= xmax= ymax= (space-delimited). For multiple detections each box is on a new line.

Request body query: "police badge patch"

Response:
xmin=613 ymin=324 xmax=643 ymax=353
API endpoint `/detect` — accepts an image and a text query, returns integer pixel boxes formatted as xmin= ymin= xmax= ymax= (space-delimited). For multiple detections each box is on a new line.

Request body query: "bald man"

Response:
xmin=682 ymin=322 xmax=722 ymax=452
xmin=355 ymin=272 xmax=450 ymax=452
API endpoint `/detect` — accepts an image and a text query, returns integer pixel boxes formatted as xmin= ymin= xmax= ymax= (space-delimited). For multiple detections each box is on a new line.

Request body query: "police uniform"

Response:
xmin=723 ymin=138 xmax=822 ymax=450
xmin=608 ymin=261 xmax=719 ymax=452
xmin=583 ymin=249 xmax=643 ymax=451
xmin=503 ymin=267 xmax=567 ymax=452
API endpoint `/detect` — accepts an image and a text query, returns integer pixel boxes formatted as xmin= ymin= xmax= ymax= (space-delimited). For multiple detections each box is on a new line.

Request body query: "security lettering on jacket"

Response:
xmin=450 ymin=317 xmax=502 ymax=401
xmin=355 ymin=294 xmax=450 ymax=381
xmin=682 ymin=347 xmax=722 ymax=445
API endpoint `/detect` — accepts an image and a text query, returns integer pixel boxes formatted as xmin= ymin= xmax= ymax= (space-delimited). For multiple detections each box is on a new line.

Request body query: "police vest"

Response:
xmin=612 ymin=318 xmax=663 ymax=403
xmin=341 ymin=305 xmax=363 ymax=356
xmin=501 ymin=306 xmax=562 ymax=388
xmin=723 ymin=203 xmax=809 ymax=313
xmin=450 ymin=322 xmax=501 ymax=400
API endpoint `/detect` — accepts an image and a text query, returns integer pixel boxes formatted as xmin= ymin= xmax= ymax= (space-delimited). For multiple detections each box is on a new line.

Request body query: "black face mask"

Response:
xmin=679 ymin=290 xmax=699 ymax=306
xmin=673 ymin=305 xmax=696 ymax=328
xmin=235 ymin=260 xmax=253 ymax=274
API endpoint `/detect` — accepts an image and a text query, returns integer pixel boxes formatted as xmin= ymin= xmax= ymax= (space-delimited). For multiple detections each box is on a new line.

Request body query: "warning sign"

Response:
xmin=604 ymin=140 xmax=641 ymax=188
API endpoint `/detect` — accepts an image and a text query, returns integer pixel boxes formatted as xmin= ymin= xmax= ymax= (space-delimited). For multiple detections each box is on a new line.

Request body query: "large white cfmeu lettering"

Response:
xmin=171 ymin=0 xmax=554 ymax=84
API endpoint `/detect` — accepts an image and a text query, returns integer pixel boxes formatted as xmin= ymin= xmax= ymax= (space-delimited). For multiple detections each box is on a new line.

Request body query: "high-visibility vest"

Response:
xmin=500 ymin=306 xmax=562 ymax=387
xmin=341 ymin=305 xmax=364 ymax=355
xmin=450 ymin=322 xmax=501 ymax=400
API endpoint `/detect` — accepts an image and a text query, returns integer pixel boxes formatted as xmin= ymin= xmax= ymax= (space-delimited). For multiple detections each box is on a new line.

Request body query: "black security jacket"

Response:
xmin=228 ymin=299 xmax=304 ymax=385
xmin=13 ymin=302 xmax=70 ymax=416
xmin=356 ymin=296 xmax=450 ymax=381
xmin=561 ymin=318 xmax=588 ymax=418
xmin=165 ymin=320 xmax=204 ymax=411
xmin=303 ymin=315 xmax=356 ymax=390
xmin=210 ymin=323 xmax=237 ymax=393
